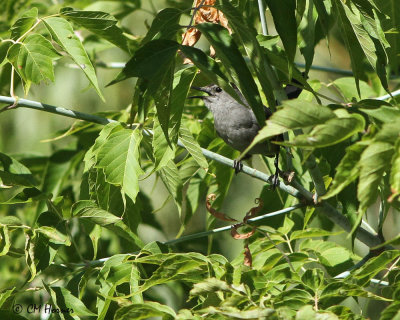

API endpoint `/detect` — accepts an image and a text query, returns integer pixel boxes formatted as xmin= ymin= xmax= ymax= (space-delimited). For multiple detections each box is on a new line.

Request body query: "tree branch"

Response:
xmin=0 ymin=95 xmax=384 ymax=248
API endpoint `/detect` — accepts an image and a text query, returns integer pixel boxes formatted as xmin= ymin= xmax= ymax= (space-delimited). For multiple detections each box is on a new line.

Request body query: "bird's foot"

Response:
xmin=271 ymin=152 xmax=280 ymax=189
xmin=233 ymin=159 xmax=243 ymax=175
xmin=271 ymin=168 xmax=281 ymax=189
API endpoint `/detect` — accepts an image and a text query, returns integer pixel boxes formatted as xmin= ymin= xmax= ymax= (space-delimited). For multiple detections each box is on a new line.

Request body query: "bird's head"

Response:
xmin=189 ymin=84 xmax=234 ymax=113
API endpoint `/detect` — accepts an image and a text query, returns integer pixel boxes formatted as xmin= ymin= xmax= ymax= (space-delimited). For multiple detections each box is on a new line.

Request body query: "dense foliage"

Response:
xmin=0 ymin=0 xmax=400 ymax=319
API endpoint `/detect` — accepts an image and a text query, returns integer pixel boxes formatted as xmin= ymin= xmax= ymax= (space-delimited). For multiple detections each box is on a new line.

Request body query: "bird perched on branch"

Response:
xmin=189 ymin=79 xmax=303 ymax=187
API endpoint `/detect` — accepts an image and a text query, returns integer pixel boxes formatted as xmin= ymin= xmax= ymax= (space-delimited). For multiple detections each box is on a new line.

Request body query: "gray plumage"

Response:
xmin=190 ymin=84 xmax=278 ymax=157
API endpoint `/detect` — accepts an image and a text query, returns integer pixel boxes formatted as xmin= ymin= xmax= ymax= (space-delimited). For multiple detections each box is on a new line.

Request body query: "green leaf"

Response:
xmin=285 ymin=114 xmax=365 ymax=148
xmin=72 ymin=201 xmax=143 ymax=248
xmin=298 ymin=0 xmax=317 ymax=74
xmin=242 ymin=101 xmax=336 ymax=155
xmin=43 ymin=284 xmax=97 ymax=318
xmin=332 ymin=0 xmax=386 ymax=94
xmin=354 ymin=99 xmax=400 ymax=123
xmin=152 ymin=116 xmax=175 ymax=171
xmin=159 ymin=160 xmax=183 ymax=213
xmin=0 ymin=41 xmax=11 ymax=66
xmin=0 ymin=311 xmax=29 ymax=320
xmin=0 ymin=226 xmax=11 ymax=256
xmin=179 ymin=125 xmax=208 ymax=170
xmin=43 ymin=17 xmax=104 ymax=100
xmin=290 ymin=228 xmax=343 ymax=240
xmin=169 ymin=67 xmax=197 ymax=142
xmin=36 ymin=226 xmax=71 ymax=246
xmin=322 ymin=142 xmax=368 ymax=199
xmin=179 ymin=45 xmax=238 ymax=100
xmin=333 ymin=77 xmax=376 ymax=101
xmin=358 ymin=141 xmax=394 ymax=211
xmin=83 ymin=0 xmax=141 ymax=20
xmin=142 ymin=8 xmax=182 ymax=44
xmin=390 ymin=139 xmax=400 ymax=201
xmin=265 ymin=0 xmax=297 ymax=67
xmin=109 ymin=40 xmax=179 ymax=141
xmin=218 ymin=0 xmax=276 ymax=108
xmin=95 ymin=125 xmax=144 ymax=202
xmin=0 ymin=153 xmax=37 ymax=187
xmin=10 ymin=7 xmax=38 ymax=40
xmin=302 ymin=269 xmax=325 ymax=291
xmin=114 ymin=302 xmax=176 ymax=320
xmin=109 ymin=39 xmax=179 ymax=84
xmin=138 ymin=253 xmax=209 ymax=292
xmin=375 ymin=0 xmax=400 ymax=75
xmin=194 ymin=23 xmax=265 ymax=126
xmin=352 ymin=250 xmax=400 ymax=284
xmin=7 ymin=34 xmax=60 ymax=91
xmin=60 ymin=10 xmax=129 ymax=52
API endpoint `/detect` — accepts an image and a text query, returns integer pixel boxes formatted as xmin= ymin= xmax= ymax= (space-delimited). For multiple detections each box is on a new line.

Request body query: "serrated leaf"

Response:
xmin=95 ymin=125 xmax=144 ymax=202
xmin=179 ymin=45 xmax=238 ymax=100
xmin=390 ymin=139 xmax=400 ymax=200
xmin=290 ymin=228 xmax=343 ymax=240
xmin=159 ymin=160 xmax=182 ymax=213
xmin=61 ymin=10 xmax=129 ymax=52
xmin=141 ymin=8 xmax=182 ymax=44
xmin=242 ymin=101 xmax=336 ymax=155
xmin=43 ymin=284 xmax=97 ymax=318
xmin=0 ymin=152 xmax=37 ymax=187
xmin=358 ymin=141 xmax=394 ymax=211
xmin=333 ymin=77 xmax=376 ymax=101
xmin=179 ymin=125 xmax=208 ymax=170
xmin=195 ymin=23 xmax=265 ymax=126
xmin=10 ymin=7 xmax=38 ymax=40
xmin=0 ymin=226 xmax=11 ymax=256
xmin=322 ymin=142 xmax=368 ymax=199
xmin=7 ymin=34 xmax=60 ymax=90
xmin=153 ymin=116 xmax=175 ymax=171
xmin=37 ymin=226 xmax=71 ymax=246
xmin=109 ymin=40 xmax=179 ymax=141
xmin=265 ymin=0 xmax=297 ymax=68
xmin=332 ymin=0 xmax=369 ymax=95
xmin=109 ymin=39 xmax=179 ymax=85
xmin=352 ymin=250 xmax=400 ymax=284
xmin=375 ymin=0 xmax=400 ymax=75
xmin=114 ymin=301 xmax=175 ymax=320
xmin=43 ymin=17 xmax=104 ymax=100
xmin=285 ymin=114 xmax=365 ymax=148
xmin=299 ymin=1 xmax=317 ymax=74
xmin=73 ymin=200 xmax=143 ymax=248
xmin=169 ymin=67 xmax=197 ymax=142
xmin=218 ymin=0 xmax=275 ymax=108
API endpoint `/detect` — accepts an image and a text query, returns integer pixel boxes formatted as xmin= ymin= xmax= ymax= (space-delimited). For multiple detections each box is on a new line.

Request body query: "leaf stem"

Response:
xmin=16 ymin=18 xmax=42 ymax=43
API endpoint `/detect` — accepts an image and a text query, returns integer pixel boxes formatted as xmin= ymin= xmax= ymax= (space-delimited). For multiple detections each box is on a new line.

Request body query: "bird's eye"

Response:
xmin=215 ymin=86 xmax=222 ymax=93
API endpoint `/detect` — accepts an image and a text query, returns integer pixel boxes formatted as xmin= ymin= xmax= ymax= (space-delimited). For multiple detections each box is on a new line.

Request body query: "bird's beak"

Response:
xmin=187 ymin=86 xmax=212 ymax=99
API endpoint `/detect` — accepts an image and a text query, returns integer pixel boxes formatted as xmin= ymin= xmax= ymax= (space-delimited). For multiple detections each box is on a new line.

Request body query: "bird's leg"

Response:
xmin=272 ymin=151 xmax=280 ymax=189
xmin=233 ymin=154 xmax=251 ymax=175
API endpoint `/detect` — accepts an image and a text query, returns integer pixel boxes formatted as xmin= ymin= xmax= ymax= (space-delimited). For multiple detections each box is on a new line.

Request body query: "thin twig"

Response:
xmin=257 ymin=0 xmax=268 ymax=35
xmin=57 ymin=205 xmax=304 ymax=268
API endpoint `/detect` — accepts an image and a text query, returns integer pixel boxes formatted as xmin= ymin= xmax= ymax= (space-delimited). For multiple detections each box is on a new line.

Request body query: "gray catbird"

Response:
xmin=190 ymin=81 xmax=303 ymax=186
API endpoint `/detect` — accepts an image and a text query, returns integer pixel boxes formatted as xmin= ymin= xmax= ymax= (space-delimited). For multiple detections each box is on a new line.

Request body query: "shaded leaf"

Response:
xmin=43 ymin=17 xmax=104 ymax=100
xmin=195 ymin=23 xmax=265 ymax=125
xmin=61 ymin=9 xmax=129 ymax=52
xmin=358 ymin=142 xmax=394 ymax=211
